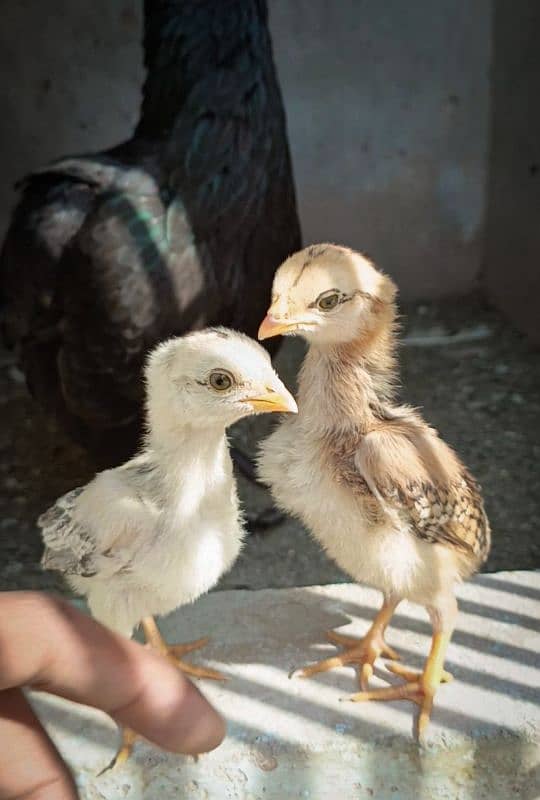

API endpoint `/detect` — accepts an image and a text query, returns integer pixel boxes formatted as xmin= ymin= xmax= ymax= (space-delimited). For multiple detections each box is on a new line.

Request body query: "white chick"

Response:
xmin=257 ymin=244 xmax=490 ymax=738
xmin=39 ymin=327 xmax=297 ymax=766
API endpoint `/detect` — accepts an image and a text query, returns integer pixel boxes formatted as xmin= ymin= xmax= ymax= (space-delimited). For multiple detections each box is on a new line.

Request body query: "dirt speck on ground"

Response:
xmin=0 ymin=295 xmax=539 ymax=595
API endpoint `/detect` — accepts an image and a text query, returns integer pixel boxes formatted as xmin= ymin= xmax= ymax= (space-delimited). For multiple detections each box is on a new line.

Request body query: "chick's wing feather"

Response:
xmin=39 ymin=466 xmax=157 ymax=578
xmin=39 ymin=487 xmax=99 ymax=576
xmin=354 ymin=418 xmax=490 ymax=563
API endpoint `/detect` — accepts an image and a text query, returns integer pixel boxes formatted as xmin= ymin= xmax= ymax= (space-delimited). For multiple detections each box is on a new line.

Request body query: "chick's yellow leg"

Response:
xmin=293 ymin=597 xmax=400 ymax=690
xmin=141 ymin=616 xmax=225 ymax=680
xmin=100 ymin=616 xmax=224 ymax=773
xmin=350 ymin=631 xmax=451 ymax=739
xmin=98 ymin=728 xmax=138 ymax=775
xmin=385 ymin=660 xmax=453 ymax=685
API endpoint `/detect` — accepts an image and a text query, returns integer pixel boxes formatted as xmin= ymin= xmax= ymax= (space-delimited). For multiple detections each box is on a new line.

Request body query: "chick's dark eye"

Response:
xmin=317 ymin=292 xmax=340 ymax=311
xmin=209 ymin=370 xmax=233 ymax=391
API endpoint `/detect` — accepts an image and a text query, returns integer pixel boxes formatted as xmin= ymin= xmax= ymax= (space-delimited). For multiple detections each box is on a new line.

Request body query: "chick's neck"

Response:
xmin=298 ymin=303 xmax=398 ymax=434
xmin=146 ymin=410 xmax=229 ymax=487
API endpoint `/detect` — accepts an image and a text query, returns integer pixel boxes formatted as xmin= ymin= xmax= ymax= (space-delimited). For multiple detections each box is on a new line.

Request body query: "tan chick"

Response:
xmin=39 ymin=327 xmax=297 ymax=768
xmin=257 ymin=244 xmax=490 ymax=737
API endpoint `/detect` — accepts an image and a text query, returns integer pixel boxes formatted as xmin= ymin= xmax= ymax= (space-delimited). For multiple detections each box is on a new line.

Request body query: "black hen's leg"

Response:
xmin=230 ymin=446 xmax=259 ymax=483
xmin=244 ymin=507 xmax=285 ymax=534
xmin=230 ymin=446 xmax=285 ymax=533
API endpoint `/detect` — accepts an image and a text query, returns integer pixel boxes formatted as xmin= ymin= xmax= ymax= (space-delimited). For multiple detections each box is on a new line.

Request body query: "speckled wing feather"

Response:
xmin=332 ymin=418 xmax=491 ymax=567
xmin=383 ymin=471 xmax=491 ymax=564
xmin=38 ymin=487 xmax=100 ymax=577
xmin=39 ymin=454 xmax=160 ymax=579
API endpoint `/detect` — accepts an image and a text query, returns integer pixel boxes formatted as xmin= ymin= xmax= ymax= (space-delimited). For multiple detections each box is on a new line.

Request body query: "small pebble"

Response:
xmin=8 ymin=366 xmax=25 ymax=385
xmin=2 ymin=562 xmax=22 ymax=576
xmin=4 ymin=476 xmax=22 ymax=491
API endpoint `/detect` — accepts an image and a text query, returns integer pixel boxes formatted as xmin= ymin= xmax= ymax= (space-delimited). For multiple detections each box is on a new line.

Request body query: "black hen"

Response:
xmin=0 ymin=0 xmax=301 ymax=465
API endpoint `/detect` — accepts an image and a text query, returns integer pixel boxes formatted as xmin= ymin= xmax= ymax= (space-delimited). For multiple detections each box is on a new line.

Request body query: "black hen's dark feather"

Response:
xmin=0 ymin=0 xmax=301 ymax=463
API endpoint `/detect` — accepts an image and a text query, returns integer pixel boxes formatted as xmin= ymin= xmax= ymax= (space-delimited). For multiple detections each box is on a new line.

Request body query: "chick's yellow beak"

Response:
xmin=244 ymin=388 xmax=298 ymax=414
xmin=258 ymin=314 xmax=300 ymax=341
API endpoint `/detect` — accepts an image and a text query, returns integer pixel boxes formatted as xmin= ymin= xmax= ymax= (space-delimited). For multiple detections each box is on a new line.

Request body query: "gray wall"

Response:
xmin=1 ymin=1 xmax=492 ymax=300
xmin=271 ymin=0 xmax=491 ymax=298
xmin=482 ymin=1 xmax=540 ymax=344
xmin=0 ymin=2 xmax=143 ymax=240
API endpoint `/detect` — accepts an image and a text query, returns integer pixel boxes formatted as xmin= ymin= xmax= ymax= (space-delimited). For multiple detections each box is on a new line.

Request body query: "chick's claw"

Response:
xmin=98 ymin=635 xmax=224 ymax=776
xmin=291 ymin=627 xmax=401 ymax=691
xmin=385 ymin=661 xmax=453 ymax=684
xmin=326 ymin=629 xmax=401 ymax=661
xmin=168 ymin=636 xmax=210 ymax=656
xmin=349 ymin=639 xmax=452 ymax=741
xmin=349 ymin=679 xmax=438 ymax=740
xmin=168 ymin=651 xmax=226 ymax=682
xmin=98 ymin=727 xmax=138 ymax=775
xmin=141 ymin=617 xmax=226 ymax=681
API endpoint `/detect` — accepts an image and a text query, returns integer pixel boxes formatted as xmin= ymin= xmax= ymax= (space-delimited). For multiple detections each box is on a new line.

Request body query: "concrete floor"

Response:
xmin=0 ymin=296 xmax=539 ymax=595
xmin=32 ymin=573 xmax=540 ymax=799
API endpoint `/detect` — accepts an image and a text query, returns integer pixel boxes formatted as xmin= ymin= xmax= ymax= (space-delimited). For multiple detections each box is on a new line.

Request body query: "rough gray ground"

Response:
xmin=0 ymin=295 xmax=539 ymax=595
xmin=30 ymin=574 xmax=540 ymax=800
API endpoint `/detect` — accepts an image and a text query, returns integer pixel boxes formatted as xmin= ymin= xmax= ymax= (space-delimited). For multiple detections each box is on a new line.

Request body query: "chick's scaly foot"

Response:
xmin=291 ymin=628 xmax=400 ymax=691
xmin=98 ymin=634 xmax=224 ymax=774
xmin=165 ymin=637 xmax=225 ymax=681
xmin=349 ymin=677 xmax=441 ymax=740
xmin=385 ymin=661 xmax=453 ymax=684
xmin=349 ymin=642 xmax=453 ymax=740
xmin=98 ymin=727 xmax=138 ymax=775
xmin=142 ymin=617 xmax=226 ymax=681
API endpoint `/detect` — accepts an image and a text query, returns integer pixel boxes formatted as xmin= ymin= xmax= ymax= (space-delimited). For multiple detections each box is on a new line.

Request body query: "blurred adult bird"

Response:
xmin=38 ymin=328 xmax=297 ymax=767
xmin=257 ymin=244 xmax=490 ymax=738
xmin=0 ymin=0 xmax=300 ymax=468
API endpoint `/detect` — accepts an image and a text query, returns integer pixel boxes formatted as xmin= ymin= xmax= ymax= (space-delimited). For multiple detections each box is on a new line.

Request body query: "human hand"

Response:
xmin=0 ymin=591 xmax=225 ymax=799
